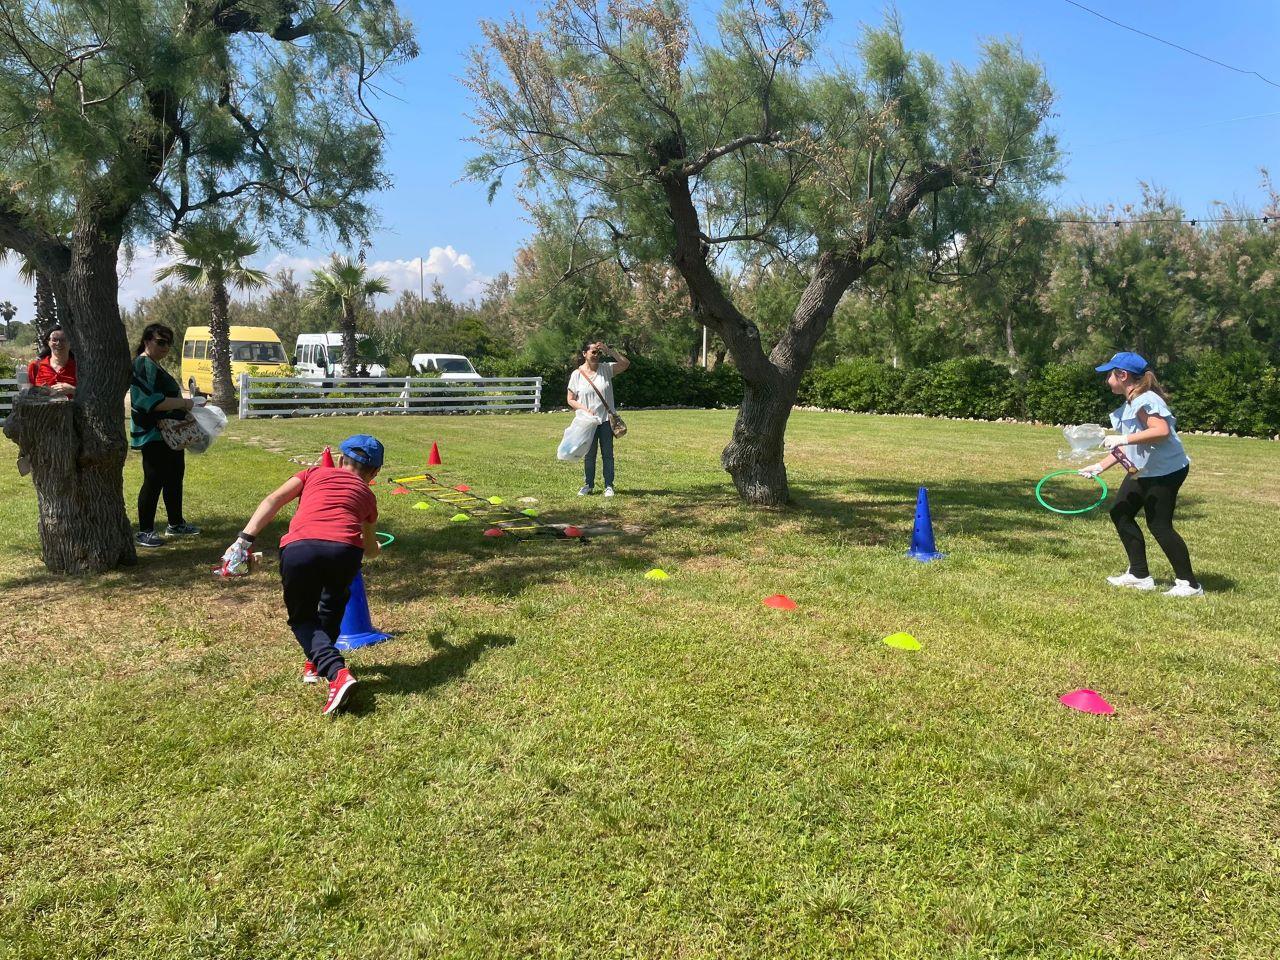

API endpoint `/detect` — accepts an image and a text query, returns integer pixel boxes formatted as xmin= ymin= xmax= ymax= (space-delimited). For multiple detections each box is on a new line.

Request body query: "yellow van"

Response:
xmin=181 ymin=325 xmax=287 ymax=395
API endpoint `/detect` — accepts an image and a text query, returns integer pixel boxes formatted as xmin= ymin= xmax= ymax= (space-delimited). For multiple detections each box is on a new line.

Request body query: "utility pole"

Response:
xmin=419 ymin=257 xmax=424 ymax=300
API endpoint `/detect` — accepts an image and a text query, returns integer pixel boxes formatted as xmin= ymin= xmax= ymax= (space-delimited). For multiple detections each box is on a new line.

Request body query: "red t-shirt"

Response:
xmin=280 ymin=467 xmax=378 ymax=550
xmin=27 ymin=356 xmax=77 ymax=387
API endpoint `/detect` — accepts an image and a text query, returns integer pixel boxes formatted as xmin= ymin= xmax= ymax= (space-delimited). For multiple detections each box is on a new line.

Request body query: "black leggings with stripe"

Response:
xmin=1108 ymin=465 xmax=1198 ymax=587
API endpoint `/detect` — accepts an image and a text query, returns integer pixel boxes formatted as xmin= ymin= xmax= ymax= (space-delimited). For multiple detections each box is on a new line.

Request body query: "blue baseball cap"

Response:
xmin=1094 ymin=351 xmax=1149 ymax=375
xmin=339 ymin=434 xmax=384 ymax=469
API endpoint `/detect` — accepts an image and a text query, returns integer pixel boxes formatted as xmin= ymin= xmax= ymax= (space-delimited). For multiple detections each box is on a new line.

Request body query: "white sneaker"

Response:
xmin=577 ymin=485 xmax=592 ymax=497
xmin=1106 ymin=572 xmax=1156 ymax=590
xmin=1163 ymin=579 xmax=1204 ymax=597
xmin=603 ymin=486 xmax=615 ymax=497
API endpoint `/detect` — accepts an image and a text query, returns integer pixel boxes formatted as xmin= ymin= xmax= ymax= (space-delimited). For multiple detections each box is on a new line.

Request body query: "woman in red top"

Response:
xmin=227 ymin=435 xmax=384 ymax=716
xmin=26 ymin=326 xmax=76 ymax=397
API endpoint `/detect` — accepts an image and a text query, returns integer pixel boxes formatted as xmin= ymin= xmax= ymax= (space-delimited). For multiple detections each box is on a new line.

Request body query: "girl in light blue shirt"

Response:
xmin=1080 ymin=352 xmax=1201 ymax=597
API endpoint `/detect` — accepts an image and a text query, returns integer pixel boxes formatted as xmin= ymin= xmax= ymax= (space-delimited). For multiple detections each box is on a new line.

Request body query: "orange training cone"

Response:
xmin=320 ymin=447 xmax=335 ymax=467
xmin=335 ymin=571 xmax=391 ymax=651
xmin=428 ymin=442 xmax=442 ymax=466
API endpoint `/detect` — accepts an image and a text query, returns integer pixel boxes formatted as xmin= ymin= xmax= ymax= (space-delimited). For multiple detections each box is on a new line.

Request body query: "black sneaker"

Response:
xmin=136 ymin=531 xmax=166 ymax=548
xmin=166 ymin=523 xmax=201 ymax=536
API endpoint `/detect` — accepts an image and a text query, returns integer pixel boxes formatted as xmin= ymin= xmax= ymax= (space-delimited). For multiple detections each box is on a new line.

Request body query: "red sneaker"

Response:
xmin=323 ymin=668 xmax=358 ymax=716
xmin=301 ymin=661 xmax=320 ymax=684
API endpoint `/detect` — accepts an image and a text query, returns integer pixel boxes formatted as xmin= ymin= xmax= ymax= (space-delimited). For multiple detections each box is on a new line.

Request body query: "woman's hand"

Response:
xmin=1102 ymin=435 xmax=1125 ymax=450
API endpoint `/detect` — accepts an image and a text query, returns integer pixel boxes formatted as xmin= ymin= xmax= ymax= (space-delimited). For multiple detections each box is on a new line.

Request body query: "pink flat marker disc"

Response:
xmin=1059 ymin=689 xmax=1115 ymax=715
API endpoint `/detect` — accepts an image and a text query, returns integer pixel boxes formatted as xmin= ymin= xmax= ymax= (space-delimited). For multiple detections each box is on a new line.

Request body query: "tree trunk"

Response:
xmin=4 ymin=391 xmax=135 ymax=572
xmin=721 ymin=373 xmax=798 ymax=505
xmin=208 ymin=281 xmax=236 ymax=410
xmin=34 ymin=271 xmax=58 ymax=350
xmin=341 ymin=304 xmax=359 ymax=377
xmin=16 ymin=235 xmax=138 ymax=573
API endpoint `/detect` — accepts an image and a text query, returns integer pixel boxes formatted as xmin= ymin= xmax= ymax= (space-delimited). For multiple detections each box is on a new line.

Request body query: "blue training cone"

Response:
xmin=335 ymin=571 xmax=391 ymax=651
xmin=906 ymin=486 xmax=945 ymax=562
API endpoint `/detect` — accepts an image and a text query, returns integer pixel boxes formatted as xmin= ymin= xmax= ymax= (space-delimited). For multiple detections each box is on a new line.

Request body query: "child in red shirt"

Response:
xmin=226 ymin=435 xmax=384 ymax=715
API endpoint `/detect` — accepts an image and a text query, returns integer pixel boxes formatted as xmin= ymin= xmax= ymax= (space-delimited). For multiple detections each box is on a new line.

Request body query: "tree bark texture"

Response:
xmin=721 ymin=375 xmax=798 ymax=505
xmin=342 ymin=305 xmax=359 ymax=377
xmin=34 ymin=271 xmax=58 ymax=350
xmin=208 ymin=282 xmax=236 ymax=410
xmin=3 ymin=393 xmax=136 ymax=572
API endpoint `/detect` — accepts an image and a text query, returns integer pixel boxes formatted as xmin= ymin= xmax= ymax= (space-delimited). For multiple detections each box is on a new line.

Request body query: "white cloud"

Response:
xmin=0 ymin=244 xmax=494 ymax=318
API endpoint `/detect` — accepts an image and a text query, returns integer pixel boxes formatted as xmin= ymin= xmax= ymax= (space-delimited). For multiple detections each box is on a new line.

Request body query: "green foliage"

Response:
xmin=0 ymin=352 xmax=15 ymax=378
xmin=806 ymin=359 xmax=907 ymax=412
xmin=800 ymin=353 xmax=1280 ymax=436
xmin=479 ymin=353 xmax=740 ymax=410
xmin=1024 ymin=363 xmax=1112 ymax=425
xmin=904 ymin=357 xmax=1019 ymax=420
xmin=1168 ymin=350 xmax=1280 ymax=436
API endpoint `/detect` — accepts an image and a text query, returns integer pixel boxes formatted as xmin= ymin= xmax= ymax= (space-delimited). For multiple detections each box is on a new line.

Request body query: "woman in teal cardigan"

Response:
xmin=130 ymin=323 xmax=199 ymax=548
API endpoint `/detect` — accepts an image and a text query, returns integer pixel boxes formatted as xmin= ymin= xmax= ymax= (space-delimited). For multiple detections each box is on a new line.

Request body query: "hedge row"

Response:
xmin=799 ymin=354 xmax=1280 ymax=437
xmin=481 ymin=355 xmax=743 ymax=410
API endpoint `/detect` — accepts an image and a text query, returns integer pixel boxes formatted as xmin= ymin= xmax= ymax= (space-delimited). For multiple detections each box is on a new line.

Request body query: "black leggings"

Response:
xmin=1109 ymin=466 xmax=1197 ymax=586
xmin=138 ymin=441 xmax=186 ymax=532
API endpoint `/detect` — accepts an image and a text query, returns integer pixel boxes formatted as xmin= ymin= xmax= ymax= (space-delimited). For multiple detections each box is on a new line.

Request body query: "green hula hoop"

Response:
xmin=1036 ymin=470 xmax=1108 ymax=515
xmin=376 ymin=531 xmax=396 ymax=548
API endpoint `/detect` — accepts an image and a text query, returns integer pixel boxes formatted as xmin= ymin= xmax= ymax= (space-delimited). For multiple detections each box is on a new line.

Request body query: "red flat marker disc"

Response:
xmin=763 ymin=594 xmax=797 ymax=610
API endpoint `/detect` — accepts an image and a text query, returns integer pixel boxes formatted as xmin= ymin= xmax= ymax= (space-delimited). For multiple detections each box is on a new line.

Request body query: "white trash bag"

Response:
xmin=1058 ymin=423 xmax=1106 ymax=461
xmin=188 ymin=403 xmax=228 ymax=455
xmin=557 ymin=409 xmax=599 ymax=461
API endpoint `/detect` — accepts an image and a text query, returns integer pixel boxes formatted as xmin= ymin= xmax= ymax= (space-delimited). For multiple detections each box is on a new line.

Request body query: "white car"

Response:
xmin=410 ymin=353 xmax=481 ymax=380
xmin=294 ymin=332 xmax=387 ymax=381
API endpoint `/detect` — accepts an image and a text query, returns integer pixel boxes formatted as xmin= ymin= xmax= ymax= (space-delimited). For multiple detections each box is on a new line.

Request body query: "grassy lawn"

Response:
xmin=2 ymin=410 xmax=1278 ymax=959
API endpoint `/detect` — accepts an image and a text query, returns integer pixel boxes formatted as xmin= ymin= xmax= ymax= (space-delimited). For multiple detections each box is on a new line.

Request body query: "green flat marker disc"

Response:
xmin=450 ymin=513 xmax=470 ymax=522
xmin=644 ymin=569 xmax=669 ymax=580
xmin=883 ymin=632 xmax=921 ymax=651
xmin=522 ymin=508 xmax=539 ymax=517
xmin=413 ymin=501 xmax=432 ymax=510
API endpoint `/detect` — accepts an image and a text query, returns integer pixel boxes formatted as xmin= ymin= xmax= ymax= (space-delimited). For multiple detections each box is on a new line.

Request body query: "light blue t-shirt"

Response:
xmin=1109 ymin=390 xmax=1190 ymax=478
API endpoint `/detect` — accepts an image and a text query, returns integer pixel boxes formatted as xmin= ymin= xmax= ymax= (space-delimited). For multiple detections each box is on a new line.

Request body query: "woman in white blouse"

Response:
xmin=566 ymin=339 xmax=630 ymax=496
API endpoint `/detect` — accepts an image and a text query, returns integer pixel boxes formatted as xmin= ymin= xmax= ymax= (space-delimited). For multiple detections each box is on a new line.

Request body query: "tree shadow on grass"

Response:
xmin=347 ymin=630 xmax=516 ymax=714
xmin=0 ymin=475 xmax=1223 ymax=603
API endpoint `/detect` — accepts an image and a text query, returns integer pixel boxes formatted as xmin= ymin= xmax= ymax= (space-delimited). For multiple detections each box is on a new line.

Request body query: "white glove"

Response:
xmin=1101 ymin=435 xmax=1125 ymax=450
xmin=1078 ymin=464 xmax=1102 ymax=479
xmin=192 ymin=395 xmax=208 ymax=407
xmin=219 ymin=538 xmax=252 ymax=576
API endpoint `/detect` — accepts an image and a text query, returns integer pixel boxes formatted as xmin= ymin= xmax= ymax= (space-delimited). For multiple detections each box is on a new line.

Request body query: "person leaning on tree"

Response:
xmin=25 ymin=325 xmax=76 ymax=398
xmin=129 ymin=323 xmax=200 ymax=548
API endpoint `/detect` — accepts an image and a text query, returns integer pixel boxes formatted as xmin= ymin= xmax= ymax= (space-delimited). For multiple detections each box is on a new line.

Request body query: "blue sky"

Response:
xmin=2 ymin=0 xmax=1277 ymax=313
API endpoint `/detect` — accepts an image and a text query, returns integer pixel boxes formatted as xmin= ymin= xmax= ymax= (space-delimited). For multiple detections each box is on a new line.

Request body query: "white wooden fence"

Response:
xmin=237 ymin=374 xmax=542 ymax=419
xmin=0 ymin=379 xmax=16 ymax=419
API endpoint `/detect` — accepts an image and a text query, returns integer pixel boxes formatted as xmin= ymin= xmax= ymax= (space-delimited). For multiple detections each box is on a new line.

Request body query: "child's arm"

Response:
xmin=1105 ymin=409 xmax=1171 ymax=448
xmin=361 ymin=522 xmax=381 ymax=559
xmin=1080 ymin=452 xmax=1119 ymax=478
xmin=239 ymin=477 xmax=304 ymax=541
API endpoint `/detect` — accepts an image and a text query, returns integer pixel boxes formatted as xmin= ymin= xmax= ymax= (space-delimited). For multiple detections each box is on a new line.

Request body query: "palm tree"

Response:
xmin=306 ymin=255 xmax=390 ymax=378
xmin=0 ymin=251 xmax=57 ymax=348
xmin=155 ymin=224 xmax=270 ymax=410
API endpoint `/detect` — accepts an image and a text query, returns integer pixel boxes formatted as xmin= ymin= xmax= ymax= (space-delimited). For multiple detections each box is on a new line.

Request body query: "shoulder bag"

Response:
xmin=578 ymin=366 xmax=627 ymax=438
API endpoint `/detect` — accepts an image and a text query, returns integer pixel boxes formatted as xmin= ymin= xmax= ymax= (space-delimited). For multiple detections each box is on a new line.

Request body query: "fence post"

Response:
xmin=238 ymin=373 xmax=249 ymax=419
xmin=534 ymin=376 xmax=542 ymax=413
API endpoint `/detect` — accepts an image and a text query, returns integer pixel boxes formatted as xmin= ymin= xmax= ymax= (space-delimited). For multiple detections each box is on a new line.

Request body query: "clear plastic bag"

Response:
xmin=1058 ymin=423 xmax=1106 ymax=461
xmin=188 ymin=403 xmax=228 ymax=455
xmin=557 ymin=409 xmax=599 ymax=461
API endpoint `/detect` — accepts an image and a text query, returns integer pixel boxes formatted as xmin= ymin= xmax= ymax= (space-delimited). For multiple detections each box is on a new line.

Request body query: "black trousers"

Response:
xmin=280 ymin=540 xmax=363 ymax=681
xmin=1109 ymin=465 xmax=1198 ymax=586
xmin=138 ymin=440 xmax=185 ymax=532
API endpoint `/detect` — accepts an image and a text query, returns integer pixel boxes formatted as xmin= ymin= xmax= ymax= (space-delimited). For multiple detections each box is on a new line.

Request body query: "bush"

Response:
xmin=1169 ymin=350 xmax=1280 ymax=436
xmin=807 ymin=359 xmax=905 ymax=412
xmin=480 ymin=353 xmax=742 ymax=410
xmin=0 ymin=353 xmax=15 ymax=379
xmin=1025 ymin=363 xmax=1112 ymax=425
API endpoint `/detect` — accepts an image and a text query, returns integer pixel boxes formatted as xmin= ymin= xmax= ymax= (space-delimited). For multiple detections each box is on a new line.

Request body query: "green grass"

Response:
xmin=2 ymin=410 xmax=1278 ymax=959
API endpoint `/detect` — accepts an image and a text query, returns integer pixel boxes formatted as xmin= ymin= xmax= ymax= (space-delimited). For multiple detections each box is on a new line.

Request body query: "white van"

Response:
xmin=410 ymin=353 xmax=481 ymax=380
xmin=293 ymin=332 xmax=387 ymax=381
